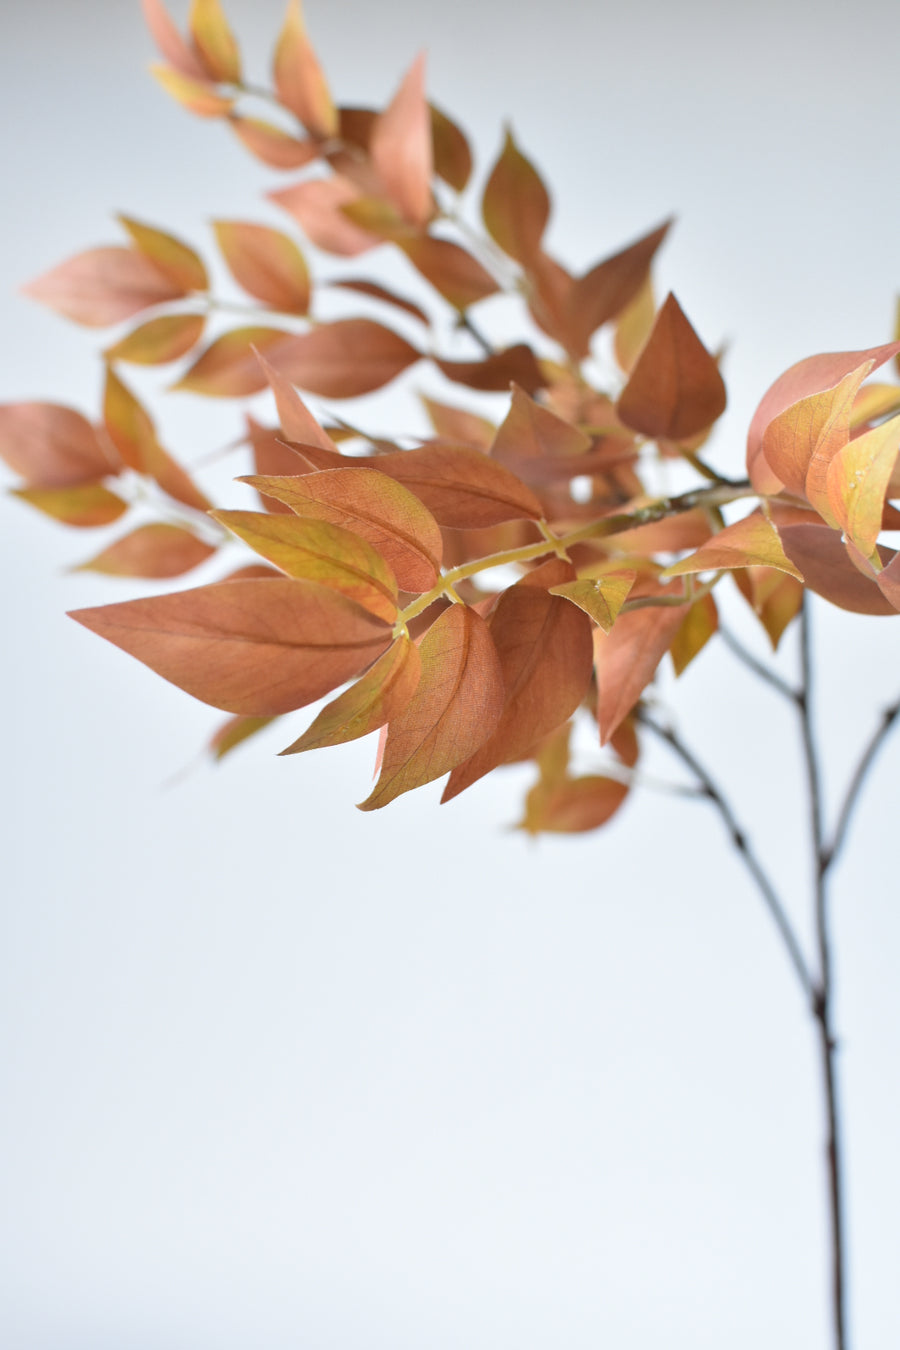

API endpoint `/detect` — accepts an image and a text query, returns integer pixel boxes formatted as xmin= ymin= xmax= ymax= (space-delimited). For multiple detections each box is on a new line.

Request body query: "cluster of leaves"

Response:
xmin=5 ymin=0 xmax=900 ymax=830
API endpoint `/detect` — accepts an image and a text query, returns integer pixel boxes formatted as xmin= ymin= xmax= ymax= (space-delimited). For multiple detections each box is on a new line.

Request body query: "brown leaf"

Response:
xmin=104 ymin=313 xmax=206 ymax=365
xmin=430 ymin=105 xmax=472 ymax=192
xmin=104 ymin=367 xmax=210 ymax=511
xmin=210 ymin=714 xmax=276 ymax=760
xmin=0 ymin=402 xmax=119 ymax=486
xmin=370 ymin=53 xmax=433 ymax=227
xmin=614 ymin=275 xmax=657 ymax=374
xmin=271 ymin=319 xmax=420 ymax=398
xmin=330 ymin=278 xmax=429 ymax=326
xmin=74 ymin=523 xmax=215 ymax=577
xmin=400 ymin=236 xmax=498 ymax=310
xmin=213 ymin=221 xmax=310 ymax=312
xmin=422 ymin=397 xmax=495 ymax=450
xmin=23 ymin=247 xmax=184 ymax=328
xmin=118 ymin=217 xmax=209 ymax=293
xmin=255 ymin=351 xmax=337 ymax=449
xmin=272 ymin=0 xmax=337 ymax=138
xmin=617 ymin=294 xmax=726 ymax=441
xmin=593 ymin=603 xmax=688 ymax=743
xmin=150 ymin=64 xmax=234 ymax=116
xmin=269 ymin=179 xmax=379 ymax=257
xmin=664 ymin=512 xmax=802 ymax=579
xmin=228 ymin=116 xmax=320 ymax=169
xmin=359 ymin=604 xmax=505 ymax=810
xmin=518 ymin=774 xmax=628 ymax=835
xmin=142 ymin=0 xmax=208 ymax=79
xmin=12 ymin=482 xmax=128 ymax=527
xmin=759 ymin=362 xmax=869 ymax=512
xmin=281 ymin=636 xmax=421 ymax=752
xmin=481 ymin=129 xmax=550 ymax=264
xmin=779 ymin=523 xmax=897 ymax=615
xmin=173 ymin=327 xmax=295 ymax=397
xmin=70 ymin=577 xmax=393 ymax=716
xmin=549 ymin=572 xmax=636 ymax=633
xmin=670 ymin=593 xmax=718 ymax=676
xmin=435 ymin=344 xmax=545 ymax=395
xmin=491 ymin=384 xmax=590 ymax=476
xmin=566 ymin=219 xmax=672 ymax=358
xmin=189 ymin=0 xmax=241 ymax=83
xmin=246 ymin=416 xmax=305 ymax=511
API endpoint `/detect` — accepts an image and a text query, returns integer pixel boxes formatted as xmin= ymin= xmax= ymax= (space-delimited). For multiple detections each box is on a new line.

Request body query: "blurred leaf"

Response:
xmin=13 ymin=482 xmax=127 ymax=527
xmin=593 ymin=603 xmax=688 ymax=743
xmin=614 ymin=275 xmax=656 ymax=374
xmin=436 ymin=344 xmax=545 ymax=395
xmin=75 ymin=523 xmax=215 ymax=577
xmin=670 ymin=592 xmax=718 ymax=676
xmin=150 ymin=63 xmax=234 ymax=116
xmin=271 ymin=319 xmax=420 ymax=397
xmin=105 ymin=312 xmax=206 ymax=365
xmin=370 ymin=54 xmax=433 ymax=226
xmin=400 ymin=236 xmax=498 ymax=309
xmin=174 ymin=327 xmax=294 ymax=397
xmin=188 ymin=0 xmax=241 ymax=83
xmin=422 ymin=397 xmax=494 ymax=450
xmin=482 ymin=128 xmax=549 ymax=264
xmin=255 ymin=350 xmax=338 ymax=448
xmin=104 ymin=367 xmax=210 ymax=510
xmin=430 ymin=104 xmax=472 ymax=191
xmin=213 ymin=221 xmax=310 ymax=312
xmin=269 ymin=178 xmax=379 ymax=256
xmin=567 ymin=219 xmax=671 ymax=358
xmin=23 ymin=246 xmax=184 ymax=327
xmin=491 ymin=384 xmax=590 ymax=476
xmin=273 ymin=0 xmax=337 ymax=138
xmin=228 ymin=115 xmax=320 ymax=169
xmin=330 ymin=278 xmax=428 ymax=326
xmin=142 ymin=0 xmax=208 ymax=78
xmin=210 ymin=713 xmax=276 ymax=761
xmin=0 ymin=402 xmax=119 ymax=485
xmin=118 ymin=216 xmax=209 ymax=292
xmin=282 ymin=636 xmax=421 ymax=752
xmin=518 ymin=774 xmax=628 ymax=835
xmin=617 ymin=294 xmax=726 ymax=441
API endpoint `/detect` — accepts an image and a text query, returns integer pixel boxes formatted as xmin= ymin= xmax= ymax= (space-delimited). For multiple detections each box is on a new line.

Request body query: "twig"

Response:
xmin=823 ymin=695 xmax=900 ymax=872
xmin=456 ymin=311 xmax=495 ymax=357
xmin=718 ymin=623 xmax=799 ymax=704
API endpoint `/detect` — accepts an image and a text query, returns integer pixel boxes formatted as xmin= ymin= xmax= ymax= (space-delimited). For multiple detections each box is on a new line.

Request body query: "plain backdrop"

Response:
xmin=3 ymin=2 xmax=900 ymax=1347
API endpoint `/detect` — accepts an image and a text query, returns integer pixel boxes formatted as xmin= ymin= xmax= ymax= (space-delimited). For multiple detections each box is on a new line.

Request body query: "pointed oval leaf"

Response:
xmin=370 ymin=54 xmax=432 ymax=226
xmin=400 ymin=236 xmax=498 ymax=310
xmin=211 ymin=510 xmax=398 ymax=621
xmin=664 ymin=513 xmax=802 ymax=579
xmin=104 ymin=312 xmax=206 ymax=365
xmin=0 ymin=402 xmax=119 ymax=486
xmin=213 ymin=221 xmax=310 ymax=312
xmin=359 ymin=604 xmax=504 ymax=810
xmin=23 ymin=247 xmax=184 ymax=328
xmin=759 ymin=362 xmax=870 ymax=510
xmin=188 ymin=0 xmax=241 ymax=83
xmin=422 ymin=397 xmax=495 ymax=451
xmin=780 ymin=523 xmax=897 ymax=614
xmin=174 ymin=327 xmax=295 ymax=396
xmin=70 ymin=577 xmax=393 ymax=716
xmin=617 ymin=293 xmax=726 ymax=441
xmin=268 ymin=178 xmax=379 ymax=256
xmin=548 ymin=572 xmax=636 ymax=633
xmin=281 ymin=636 xmax=421 ymax=752
xmin=670 ymin=593 xmax=718 ymax=676
xmin=481 ymin=129 xmax=550 ymax=264
xmin=271 ymin=319 xmax=420 ymax=398
xmin=210 ymin=713 xmax=277 ymax=761
xmin=75 ymin=523 xmax=216 ymax=577
xmin=430 ymin=104 xmax=472 ymax=192
xmin=826 ymin=413 xmax=900 ymax=560
xmin=228 ymin=115 xmax=320 ymax=169
xmin=518 ymin=774 xmax=628 ymax=835
xmin=150 ymin=63 xmax=234 ymax=116
xmin=875 ymin=551 xmax=900 ymax=611
xmin=104 ymin=367 xmax=210 ymax=511
xmin=244 ymin=465 xmax=442 ymax=592
xmin=255 ymin=351 xmax=337 ymax=449
xmin=435 ymin=344 xmax=545 ymax=395
xmin=566 ymin=219 xmax=672 ymax=358
xmin=118 ymin=217 xmax=209 ymax=293
xmin=142 ymin=0 xmax=208 ymax=79
xmin=273 ymin=0 xmax=337 ymax=138
xmin=491 ymin=384 xmax=590 ymax=474
xmin=593 ymin=603 xmax=689 ymax=743
xmin=329 ymin=278 xmax=428 ymax=326
xmin=13 ymin=482 xmax=128 ymax=527
xmin=614 ymin=275 xmax=657 ymax=374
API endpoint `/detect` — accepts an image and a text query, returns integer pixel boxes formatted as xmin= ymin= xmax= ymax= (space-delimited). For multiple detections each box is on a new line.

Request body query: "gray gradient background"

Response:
xmin=3 ymin=1 xmax=900 ymax=1346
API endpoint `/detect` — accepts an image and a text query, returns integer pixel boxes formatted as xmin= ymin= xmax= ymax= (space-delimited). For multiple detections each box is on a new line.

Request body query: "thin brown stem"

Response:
xmin=823 ymin=695 xmax=900 ymax=872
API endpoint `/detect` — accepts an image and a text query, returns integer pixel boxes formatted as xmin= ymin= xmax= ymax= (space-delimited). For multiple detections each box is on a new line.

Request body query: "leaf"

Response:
xmin=442 ymin=580 xmax=595 ymax=801
xmin=70 ymin=578 xmax=393 ymax=716
xmin=269 ymin=178 xmax=379 ymax=256
xmin=490 ymin=384 xmax=590 ymax=475
xmin=664 ymin=513 xmax=802 ymax=579
xmin=12 ymin=483 xmax=128 ymax=527
xmin=358 ymin=604 xmax=505 ymax=810
xmin=826 ymin=413 xmax=900 ymax=561
xmin=435 ymin=344 xmax=545 ymax=396
xmin=104 ymin=367 xmax=210 ymax=511
xmin=549 ymin=572 xmax=636 ymax=633
xmin=74 ymin=523 xmax=216 ymax=577
xmin=210 ymin=714 xmax=276 ymax=760
xmin=104 ymin=312 xmax=206 ymax=365
xmin=118 ymin=217 xmax=209 ymax=293
xmin=430 ymin=105 xmax=472 ymax=192
xmin=746 ymin=341 xmax=900 ymax=494
xmin=255 ymin=351 xmax=337 ymax=448
xmin=211 ymin=510 xmax=398 ymax=621
xmin=150 ymin=63 xmax=235 ymax=116
xmin=614 ymin=275 xmax=656 ymax=374
xmin=400 ymin=236 xmax=498 ymax=310
xmin=213 ymin=221 xmax=310 ymax=312
xmin=173 ymin=327 xmax=295 ymax=396
xmin=566 ymin=219 xmax=672 ymax=358
xmin=850 ymin=381 xmax=900 ymax=431
xmin=422 ymin=397 xmax=494 ymax=451
xmin=616 ymin=294 xmax=726 ymax=440
xmin=246 ymin=416 xmax=305 ymax=512
xmin=244 ymin=466 xmax=442 ymax=592
xmin=0 ymin=402 xmax=118 ymax=486
xmin=517 ymin=775 xmax=628 ymax=836
xmin=330 ymin=278 xmax=428 ymax=326
xmin=875 ymin=551 xmax=900 ymax=611
xmin=370 ymin=54 xmax=433 ymax=227
xmin=281 ymin=636 xmax=421 ymax=752
xmin=593 ymin=603 xmax=689 ymax=743
xmin=481 ymin=129 xmax=550 ymax=264
xmin=23 ymin=247 xmax=184 ymax=328
xmin=270 ymin=319 xmax=420 ymax=398
xmin=142 ymin=0 xmax=208 ymax=79
xmin=188 ymin=0 xmax=241 ymax=83
xmin=228 ymin=115 xmax=320 ymax=169
xmin=779 ymin=524 xmax=897 ymax=614
xmin=670 ymin=593 xmax=718 ymax=676
xmin=272 ymin=0 xmax=337 ymax=139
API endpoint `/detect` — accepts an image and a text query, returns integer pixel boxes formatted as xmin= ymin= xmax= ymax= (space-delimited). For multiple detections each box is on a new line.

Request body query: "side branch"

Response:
xmin=824 ymin=694 xmax=900 ymax=872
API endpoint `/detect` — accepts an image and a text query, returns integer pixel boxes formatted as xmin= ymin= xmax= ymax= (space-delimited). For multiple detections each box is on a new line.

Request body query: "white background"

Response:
xmin=3 ymin=2 xmax=900 ymax=1346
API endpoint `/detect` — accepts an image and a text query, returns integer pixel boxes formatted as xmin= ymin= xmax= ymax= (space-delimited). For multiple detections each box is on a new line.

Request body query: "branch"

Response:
xmin=718 ymin=622 xmax=799 ymax=703
xmin=823 ymin=694 xmax=900 ymax=872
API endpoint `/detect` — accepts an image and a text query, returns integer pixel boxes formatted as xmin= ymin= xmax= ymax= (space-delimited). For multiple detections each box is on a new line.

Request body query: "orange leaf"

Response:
xmin=490 ymin=384 xmax=590 ymax=476
xmin=0 ymin=402 xmax=119 ymax=486
xmin=435 ymin=344 xmax=545 ymax=396
xmin=617 ymin=293 xmax=726 ymax=440
xmin=281 ymin=636 xmax=421 ymax=752
xmin=210 ymin=714 xmax=276 ymax=760
xmin=358 ymin=604 xmax=504 ymax=810
xmin=272 ymin=0 xmax=337 ymax=139
xmin=271 ymin=319 xmax=420 ymax=398
xmin=174 ymin=327 xmax=295 ymax=397
xmin=74 ymin=523 xmax=215 ymax=577
xmin=23 ymin=247 xmax=184 ymax=328
xmin=549 ymin=572 xmax=636 ymax=633
xmin=779 ymin=524 xmax=897 ymax=614
xmin=211 ymin=510 xmax=398 ymax=621
xmin=614 ymin=275 xmax=657 ymax=374
xmin=370 ymin=54 xmax=433 ymax=227
xmin=244 ymin=465 xmax=442 ymax=592
xmin=518 ymin=774 xmax=628 ymax=835
xmin=875 ymin=552 xmax=900 ymax=611
xmin=228 ymin=115 xmax=320 ymax=169
xmin=104 ymin=367 xmax=210 ymax=511
xmin=481 ymin=129 xmax=550 ymax=265
xmin=188 ymin=0 xmax=241 ymax=83
xmin=246 ymin=416 xmax=306 ymax=512
xmin=566 ymin=219 xmax=672 ymax=358
xmin=118 ymin=217 xmax=209 ymax=293
xmin=269 ymin=178 xmax=379 ymax=256
xmin=142 ymin=0 xmax=207 ymax=79
xmin=746 ymin=341 xmax=900 ymax=494
xmin=759 ymin=362 xmax=869 ymax=513
xmin=430 ymin=105 xmax=472 ymax=192
xmin=213 ymin=221 xmax=310 ymax=312
xmin=104 ymin=312 xmax=206 ymax=365
xmin=664 ymin=512 xmax=801 ymax=579
xmin=12 ymin=482 xmax=128 ymax=527
xmin=826 ymin=414 xmax=900 ymax=561
xmin=442 ymin=580 xmax=595 ymax=800
xmin=255 ymin=351 xmax=337 ymax=449
xmin=593 ymin=603 xmax=688 ymax=743
xmin=150 ymin=63 xmax=234 ymax=116
xmin=422 ymin=397 xmax=494 ymax=451
xmin=400 ymin=236 xmax=498 ymax=310
xmin=670 ymin=593 xmax=718 ymax=676
xmin=330 ymin=278 xmax=428 ymax=326
xmin=70 ymin=578 xmax=393 ymax=716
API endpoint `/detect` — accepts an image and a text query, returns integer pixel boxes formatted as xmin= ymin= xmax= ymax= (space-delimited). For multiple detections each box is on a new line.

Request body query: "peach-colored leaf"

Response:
xmin=211 ymin=510 xmax=398 ymax=621
xmin=12 ymin=482 xmax=128 ymax=527
xmin=173 ymin=327 xmax=294 ymax=397
xmin=430 ymin=105 xmax=472 ymax=192
xmin=875 ymin=551 xmax=900 ymax=611
xmin=747 ymin=341 xmax=900 ymax=494
xmin=118 ymin=216 xmax=209 ymax=293
xmin=188 ymin=0 xmax=241 ymax=83
xmin=228 ymin=115 xmax=319 ymax=169
xmin=0 ymin=402 xmax=119 ymax=486
xmin=593 ymin=603 xmax=688 ymax=743
xmin=70 ymin=577 xmax=392 ymax=716
xmin=422 ymin=397 xmax=494 ymax=450
xmin=244 ymin=465 xmax=442 ymax=592
xmin=614 ymin=275 xmax=656 ymax=374
xmin=23 ymin=247 xmax=184 ymax=328
xmin=247 ymin=416 xmax=305 ymax=512
xmin=329 ymin=279 xmax=427 ymax=327
xmin=104 ymin=312 xmax=206 ymax=365
xmin=271 ymin=319 xmax=420 ymax=397
xmin=210 ymin=714 xmax=276 ymax=760
xmin=272 ymin=0 xmax=337 ymax=139
xmin=664 ymin=513 xmax=801 ymax=579
xmin=549 ymin=571 xmax=636 ymax=633
xmin=518 ymin=774 xmax=628 ymax=835
xmin=567 ymin=219 xmax=672 ymax=358
xmin=826 ymin=414 xmax=900 ymax=561
xmin=491 ymin=384 xmax=590 ymax=475
xmin=213 ymin=221 xmax=310 ymax=312
xmin=850 ymin=382 xmax=900 ymax=431
xmin=359 ymin=604 xmax=504 ymax=810
xmin=482 ymin=129 xmax=549 ymax=264
xmin=142 ymin=0 xmax=207 ymax=79
xmin=104 ymin=367 xmax=210 ymax=511
xmin=269 ymin=178 xmax=379 ymax=256
xmin=670 ymin=593 xmax=718 ymax=676
xmin=435 ymin=344 xmax=545 ymax=396
xmin=442 ymin=581 xmax=594 ymax=800
xmin=150 ymin=63 xmax=234 ymax=116
xmin=254 ymin=351 xmax=337 ymax=449
xmin=74 ymin=523 xmax=215 ymax=577
xmin=617 ymin=293 xmax=726 ymax=441
xmin=281 ymin=636 xmax=421 ymax=752
xmin=779 ymin=523 xmax=896 ymax=614
xmin=400 ymin=236 xmax=498 ymax=310
xmin=370 ymin=54 xmax=432 ymax=227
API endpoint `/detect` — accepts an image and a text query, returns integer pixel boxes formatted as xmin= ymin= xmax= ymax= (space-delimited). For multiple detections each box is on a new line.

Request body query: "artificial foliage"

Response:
xmin=5 ymin=3 xmax=900 ymax=1346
